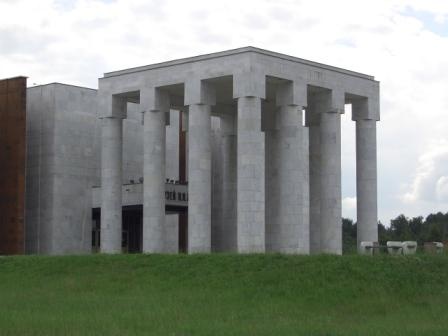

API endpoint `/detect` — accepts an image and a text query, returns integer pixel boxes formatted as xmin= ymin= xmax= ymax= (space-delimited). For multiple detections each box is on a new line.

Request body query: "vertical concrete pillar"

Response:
xmin=352 ymin=98 xmax=379 ymax=250
xmin=319 ymin=90 xmax=344 ymax=254
xmin=236 ymin=96 xmax=265 ymax=252
xmin=185 ymin=80 xmax=215 ymax=253
xmin=277 ymin=105 xmax=303 ymax=253
xmin=211 ymin=116 xmax=223 ymax=251
xmin=233 ymin=71 xmax=266 ymax=253
xmin=100 ymin=96 xmax=125 ymax=253
xmin=271 ymin=81 xmax=307 ymax=253
xmin=306 ymin=108 xmax=321 ymax=253
xmin=220 ymin=112 xmax=237 ymax=251
xmin=141 ymin=88 xmax=169 ymax=253
xmin=301 ymin=123 xmax=310 ymax=254
xmin=264 ymin=100 xmax=278 ymax=252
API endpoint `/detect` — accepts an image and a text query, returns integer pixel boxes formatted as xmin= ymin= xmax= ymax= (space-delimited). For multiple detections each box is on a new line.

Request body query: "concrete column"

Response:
xmin=319 ymin=92 xmax=344 ymax=255
xmin=211 ymin=116 xmax=223 ymax=251
xmin=267 ymin=81 xmax=308 ymax=254
xmin=301 ymin=124 xmax=310 ymax=254
xmin=142 ymin=89 xmax=168 ymax=253
xmin=220 ymin=113 xmax=237 ymax=251
xmin=185 ymin=80 xmax=215 ymax=253
xmin=233 ymin=71 xmax=266 ymax=253
xmin=275 ymin=104 xmax=304 ymax=253
xmin=188 ymin=104 xmax=211 ymax=252
xmin=269 ymin=82 xmax=308 ymax=253
xmin=307 ymin=110 xmax=321 ymax=254
xmin=141 ymin=89 xmax=169 ymax=253
xmin=100 ymin=115 xmax=123 ymax=253
xmin=236 ymin=96 xmax=265 ymax=252
xmin=352 ymin=97 xmax=379 ymax=250
xmin=264 ymin=101 xmax=278 ymax=252
xmin=355 ymin=118 xmax=378 ymax=247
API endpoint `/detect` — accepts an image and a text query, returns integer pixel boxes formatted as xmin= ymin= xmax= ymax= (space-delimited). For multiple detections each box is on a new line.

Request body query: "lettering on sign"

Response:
xmin=308 ymin=70 xmax=324 ymax=82
xmin=165 ymin=190 xmax=188 ymax=202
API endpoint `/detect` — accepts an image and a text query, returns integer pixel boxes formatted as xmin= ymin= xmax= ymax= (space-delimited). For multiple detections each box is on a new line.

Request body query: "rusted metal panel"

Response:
xmin=0 ymin=76 xmax=27 ymax=255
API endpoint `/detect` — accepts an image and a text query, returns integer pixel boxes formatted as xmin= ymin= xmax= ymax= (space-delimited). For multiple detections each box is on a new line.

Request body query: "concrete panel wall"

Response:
xmin=0 ymin=77 xmax=26 ymax=255
xmin=26 ymin=84 xmax=97 ymax=254
xmin=52 ymin=85 xmax=98 ymax=254
xmin=25 ymin=84 xmax=57 ymax=254
xmin=164 ymin=213 xmax=179 ymax=253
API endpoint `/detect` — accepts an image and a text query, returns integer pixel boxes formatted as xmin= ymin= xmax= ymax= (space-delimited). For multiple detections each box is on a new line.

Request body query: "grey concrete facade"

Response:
xmin=24 ymin=47 xmax=379 ymax=255
xmin=26 ymin=84 xmax=97 ymax=254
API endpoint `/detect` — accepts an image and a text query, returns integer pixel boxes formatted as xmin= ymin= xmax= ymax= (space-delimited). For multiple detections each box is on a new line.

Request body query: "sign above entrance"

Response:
xmin=91 ymin=182 xmax=188 ymax=208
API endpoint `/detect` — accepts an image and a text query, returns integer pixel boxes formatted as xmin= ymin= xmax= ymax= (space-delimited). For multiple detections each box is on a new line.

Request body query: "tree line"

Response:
xmin=343 ymin=212 xmax=448 ymax=253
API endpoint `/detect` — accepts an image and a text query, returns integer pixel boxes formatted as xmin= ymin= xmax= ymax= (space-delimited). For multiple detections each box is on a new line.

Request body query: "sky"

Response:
xmin=1 ymin=0 xmax=448 ymax=224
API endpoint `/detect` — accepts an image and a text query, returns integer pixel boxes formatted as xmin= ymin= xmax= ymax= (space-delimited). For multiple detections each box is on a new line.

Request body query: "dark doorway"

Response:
xmin=92 ymin=206 xmax=143 ymax=253
xmin=92 ymin=208 xmax=100 ymax=253
xmin=179 ymin=212 xmax=188 ymax=253
xmin=122 ymin=206 xmax=143 ymax=253
xmin=93 ymin=205 xmax=187 ymax=253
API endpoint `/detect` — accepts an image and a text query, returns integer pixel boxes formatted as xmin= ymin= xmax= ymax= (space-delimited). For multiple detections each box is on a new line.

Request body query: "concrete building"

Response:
xmin=1 ymin=47 xmax=380 ymax=255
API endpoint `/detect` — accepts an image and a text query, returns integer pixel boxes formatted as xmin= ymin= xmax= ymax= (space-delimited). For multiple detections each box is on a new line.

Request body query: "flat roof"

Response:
xmin=27 ymin=82 xmax=97 ymax=91
xmin=103 ymin=46 xmax=375 ymax=80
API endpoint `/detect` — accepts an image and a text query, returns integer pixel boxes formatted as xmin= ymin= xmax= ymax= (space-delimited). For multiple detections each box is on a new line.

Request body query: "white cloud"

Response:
xmin=436 ymin=176 xmax=448 ymax=200
xmin=403 ymin=140 xmax=448 ymax=204
xmin=342 ymin=196 xmax=357 ymax=216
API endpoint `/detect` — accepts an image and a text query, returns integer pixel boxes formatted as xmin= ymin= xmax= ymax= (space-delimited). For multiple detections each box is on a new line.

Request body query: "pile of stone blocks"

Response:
xmin=423 ymin=242 xmax=445 ymax=254
xmin=359 ymin=241 xmax=445 ymax=255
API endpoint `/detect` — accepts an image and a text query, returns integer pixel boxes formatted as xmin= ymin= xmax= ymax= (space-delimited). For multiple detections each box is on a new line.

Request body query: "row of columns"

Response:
xmin=307 ymin=91 xmax=378 ymax=253
xmin=100 ymin=78 xmax=378 ymax=254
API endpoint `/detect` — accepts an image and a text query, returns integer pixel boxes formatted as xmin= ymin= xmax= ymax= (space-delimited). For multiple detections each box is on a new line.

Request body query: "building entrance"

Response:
xmin=122 ymin=206 xmax=143 ymax=253
xmin=92 ymin=206 xmax=187 ymax=253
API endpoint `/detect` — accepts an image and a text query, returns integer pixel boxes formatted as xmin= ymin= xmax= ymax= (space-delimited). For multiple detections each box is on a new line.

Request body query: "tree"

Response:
xmin=390 ymin=215 xmax=411 ymax=241
xmin=378 ymin=221 xmax=390 ymax=245
xmin=342 ymin=211 xmax=448 ymax=254
xmin=342 ymin=218 xmax=357 ymax=254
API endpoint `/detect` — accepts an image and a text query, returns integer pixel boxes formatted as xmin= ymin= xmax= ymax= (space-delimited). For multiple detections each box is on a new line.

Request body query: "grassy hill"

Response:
xmin=1 ymin=253 xmax=448 ymax=335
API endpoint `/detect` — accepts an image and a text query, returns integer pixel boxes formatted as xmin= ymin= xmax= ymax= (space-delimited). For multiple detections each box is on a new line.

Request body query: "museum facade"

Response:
xmin=0 ymin=47 xmax=380 ymax=255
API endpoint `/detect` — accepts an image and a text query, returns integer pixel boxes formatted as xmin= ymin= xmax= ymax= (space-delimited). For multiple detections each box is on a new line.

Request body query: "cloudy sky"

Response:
xmin=1 ymin=0 xmax=448 ymax=224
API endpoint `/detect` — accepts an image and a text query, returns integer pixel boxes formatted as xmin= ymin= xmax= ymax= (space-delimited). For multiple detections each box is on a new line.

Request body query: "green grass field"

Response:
xmin=1 ymin=254 xmax=448 ymax=335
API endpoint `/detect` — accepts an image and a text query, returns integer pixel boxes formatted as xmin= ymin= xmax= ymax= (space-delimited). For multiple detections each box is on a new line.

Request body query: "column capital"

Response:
xmin=308 ymin=88 xmax=345 ymax=115
xmin=328 ymin=88 xmax=345 ymax=114
xmin=351 ymin=97 xmax=380 ymax=121
xmin=233 ymin=70 xmax=265 ymax=99
xmin=276 ymin=80 xmax=307 ymax=107
xmin=184 ymin=79 xmax=216 ymax=106
xmin=98 ymin=93 xmax=127 ymax=119
xmin=140 ymin=87 xmax=170 ymax=113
